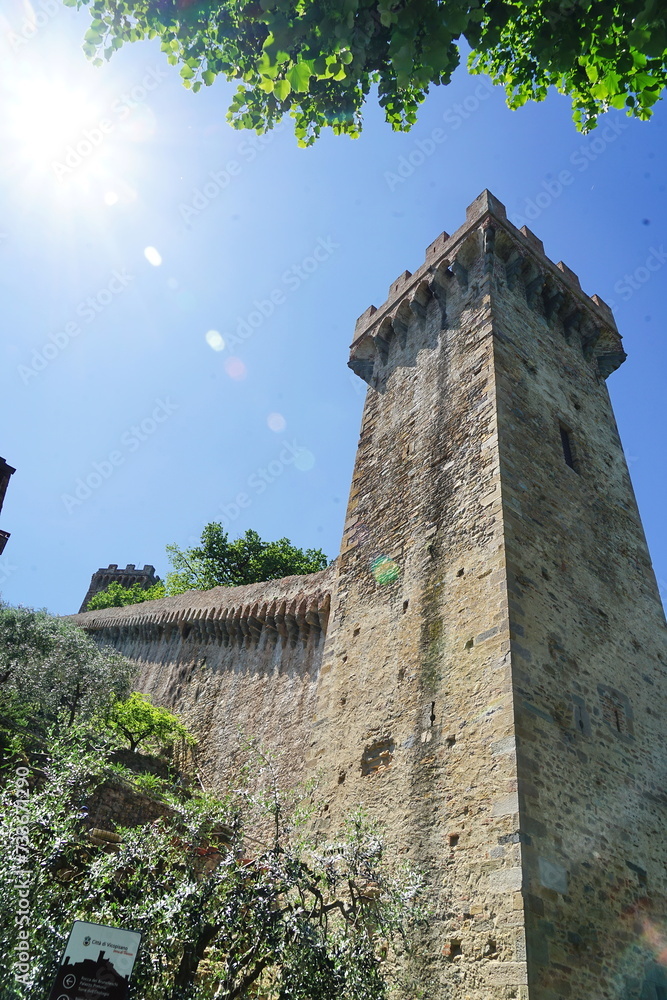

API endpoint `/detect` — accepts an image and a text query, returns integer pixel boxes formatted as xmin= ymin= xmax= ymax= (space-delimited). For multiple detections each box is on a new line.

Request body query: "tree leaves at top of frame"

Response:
xmin=68 ymin=0 xmax=667 ymax=142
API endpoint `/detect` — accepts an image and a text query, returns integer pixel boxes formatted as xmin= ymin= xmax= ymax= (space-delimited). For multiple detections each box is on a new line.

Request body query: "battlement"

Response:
xmin=71 ymin=565 xmax=333 ymax=647
xmin=79 ymin=562 xmax=161 ymax=613
xmin=350 ymin=189 xmax=625 ymax=386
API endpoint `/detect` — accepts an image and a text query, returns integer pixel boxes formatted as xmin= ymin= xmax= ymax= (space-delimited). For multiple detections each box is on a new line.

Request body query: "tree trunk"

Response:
xmin=171 ymin=922 xmax=218 ymax=999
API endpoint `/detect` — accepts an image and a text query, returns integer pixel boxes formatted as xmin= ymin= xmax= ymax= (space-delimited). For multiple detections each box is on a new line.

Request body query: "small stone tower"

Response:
xmin=79 ymin=563 xmax=161 ymax=613
xmin=72 ymin=191 xmax=666 ymax=1000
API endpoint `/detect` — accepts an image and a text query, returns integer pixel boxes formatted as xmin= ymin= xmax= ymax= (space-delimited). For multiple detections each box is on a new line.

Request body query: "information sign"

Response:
xmin=47 ymin=920 xmax=141 ymax=1000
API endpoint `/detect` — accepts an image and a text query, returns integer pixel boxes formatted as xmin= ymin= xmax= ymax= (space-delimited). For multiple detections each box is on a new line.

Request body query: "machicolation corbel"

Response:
xmin=505 ymin=253 xmax=524 ymax=290
xmin=581 ymin=326 xmax=601 ymax=362
xmin=525 ymin=274 xmax=545 ymax=310
xmin=544 ymin=284 xmax=565 ymax=321
xmin=450 ymin=259 xmax=468 ymax=291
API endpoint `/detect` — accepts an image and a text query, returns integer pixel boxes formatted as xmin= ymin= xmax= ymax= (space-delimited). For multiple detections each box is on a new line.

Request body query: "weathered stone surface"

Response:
xmin=86 ymin=776 xmax=176 ymax=832
xmin=71 ymin=191 xmax=667 ymax=1000
xmin=69 ymin=568 xmax=336 ymax=793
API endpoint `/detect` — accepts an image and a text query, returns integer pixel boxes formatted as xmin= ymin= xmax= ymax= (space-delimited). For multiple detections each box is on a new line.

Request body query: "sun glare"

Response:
xmin=9 ymin=77 xmax=102 ymax=172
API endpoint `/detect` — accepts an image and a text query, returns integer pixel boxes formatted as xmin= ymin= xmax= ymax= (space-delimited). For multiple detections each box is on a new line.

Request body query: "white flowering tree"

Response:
xmin=0 ymin=735 xmax=423 ymax=999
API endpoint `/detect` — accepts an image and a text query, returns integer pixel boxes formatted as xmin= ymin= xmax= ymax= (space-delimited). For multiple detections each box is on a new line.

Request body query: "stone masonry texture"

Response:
xmin=70 ymin=191 xmax=667 ymax=1000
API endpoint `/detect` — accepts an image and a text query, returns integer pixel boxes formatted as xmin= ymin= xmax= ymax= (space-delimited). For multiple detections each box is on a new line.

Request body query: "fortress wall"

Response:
xmin=71 ymin=192 xmax=667 ymax=1000
xmin=71 ymin=567 xmax=335 ymax=793
xmin=135 ymin=623 xmax=327 ymax=793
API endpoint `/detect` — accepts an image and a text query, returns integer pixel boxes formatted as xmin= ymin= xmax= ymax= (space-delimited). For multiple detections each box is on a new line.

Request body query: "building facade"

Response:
xmin=72 ymin=192 xmax=667 ymax=1000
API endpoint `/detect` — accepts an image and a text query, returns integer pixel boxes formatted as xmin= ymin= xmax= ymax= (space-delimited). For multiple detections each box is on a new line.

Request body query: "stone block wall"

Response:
xmin=86 ymin=776 xmax=177 ymax=832
xmin=71 ymin=568 xmax=334 ymax=795
xmin=490 ymin=217 xmax=667 ymax=1000
xmin=312 ymin=220 xmax=525 ymax=997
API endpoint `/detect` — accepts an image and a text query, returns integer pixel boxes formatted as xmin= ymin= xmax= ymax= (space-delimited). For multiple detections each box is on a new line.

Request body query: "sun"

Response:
xmin=8 ymin=75 xmax=104 ymax=174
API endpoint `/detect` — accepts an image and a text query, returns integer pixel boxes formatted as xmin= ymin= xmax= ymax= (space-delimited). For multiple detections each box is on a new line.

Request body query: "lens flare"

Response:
xmin=640 ymin=917 xmax=667 ymax=966
xmin=225 ymin=357 xmax=247 ymax=380
xmin=144 ymin=246 xmax=162 ymax=266
xmin=205 ymin=330 xmax=225 ymax=351
xmin=267 ymin=412 xmax=286 ymax=433
xmin=293 ymin=448 xmax=315 ymax=471
xmin=371 ymin=556 xmax=400 ymax=585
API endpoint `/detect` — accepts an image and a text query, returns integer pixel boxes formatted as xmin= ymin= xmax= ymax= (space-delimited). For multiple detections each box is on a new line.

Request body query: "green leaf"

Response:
xmin=644 ymin=28 xmax=667 ymax=57
xmin=628 ymin=27 xmax=650 ymax=49
xmin=274 ymin=77 xmax=292 ymax=100
xmin=287 ymin=61 xmax=312 ymax=92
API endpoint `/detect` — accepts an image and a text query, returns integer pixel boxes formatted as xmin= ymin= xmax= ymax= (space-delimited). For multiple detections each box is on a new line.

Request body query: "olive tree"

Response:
xmin=0 ymin=733 xmax=422 ymax=999
xmin=0 ymin=605 xmax=134 ymax=732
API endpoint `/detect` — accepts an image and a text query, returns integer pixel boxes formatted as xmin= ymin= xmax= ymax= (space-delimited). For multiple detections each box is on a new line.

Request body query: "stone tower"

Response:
xmin=79 ymin=562 xmax=161 ymax=613
xmin=72 ymin=191 xmax=666 ymax=1000
xmin=323 ymin=189 xmax=666 ymax=999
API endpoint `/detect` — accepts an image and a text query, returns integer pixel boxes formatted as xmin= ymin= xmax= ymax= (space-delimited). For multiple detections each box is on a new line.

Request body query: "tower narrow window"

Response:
xmin=559 ymin=423 xmax=578 ymax=472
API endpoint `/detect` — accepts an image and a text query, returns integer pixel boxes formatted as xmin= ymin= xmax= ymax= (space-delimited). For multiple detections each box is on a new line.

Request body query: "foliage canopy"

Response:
xmin=65 ymin=0 xmax=667 ymax=144
xmin=104 ymin=690 xmax=196 ymax=751
xmin=165 ymin=524 xmax=329 ymax=593
xmin=87 ymin=524 xmax=328 ymax=609
xmin=86 ymin=579 xmax=166 ymax=610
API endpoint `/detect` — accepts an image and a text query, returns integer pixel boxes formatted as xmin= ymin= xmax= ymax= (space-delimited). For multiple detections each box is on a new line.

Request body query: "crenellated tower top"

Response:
xmin=349 ymin=189 xmax=625 ymax=387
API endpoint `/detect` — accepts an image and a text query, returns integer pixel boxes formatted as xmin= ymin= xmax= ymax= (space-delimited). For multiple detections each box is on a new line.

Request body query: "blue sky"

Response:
xmin=0 ymin=0 xmax=665 ymax=615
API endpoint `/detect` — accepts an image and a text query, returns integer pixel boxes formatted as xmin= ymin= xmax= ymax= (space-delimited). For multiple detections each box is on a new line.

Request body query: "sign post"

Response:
xmin=47 ymin=921 xmax=141 ymax=1000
